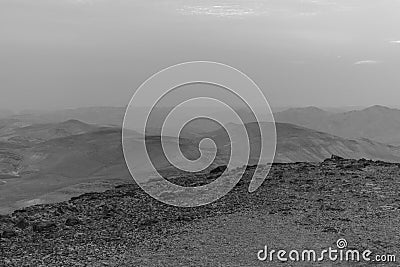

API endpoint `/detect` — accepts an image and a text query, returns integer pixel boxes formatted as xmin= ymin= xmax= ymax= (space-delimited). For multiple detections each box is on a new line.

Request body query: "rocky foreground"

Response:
xmin=1 ymin=157 xmax=400 ymax=266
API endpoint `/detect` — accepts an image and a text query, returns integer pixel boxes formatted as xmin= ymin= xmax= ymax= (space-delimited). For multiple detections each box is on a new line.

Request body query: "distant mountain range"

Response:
xmin=197 ymin=121 xmax=400 ymax=164
xmin=0 ymin=120 xmax=215 ymax=213
xmin=8 ymin=105 xmax=400 ymax=145
xmin=2 ymin=106 xmax=400 ymax=213
xmin=8 ymin=107 xmax=126 ymax=126
xmin=0 ymin=119 xmax=100 ymax=144
xmin=0 ymin=126 xmax=129 ymax=214
xmin=274 ymin=105 xmax=400 ymax=145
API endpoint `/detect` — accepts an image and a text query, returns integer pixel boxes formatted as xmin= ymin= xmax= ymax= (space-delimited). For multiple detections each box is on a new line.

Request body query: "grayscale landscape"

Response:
xmin=2 ymin=0 xmax=400 ymax=266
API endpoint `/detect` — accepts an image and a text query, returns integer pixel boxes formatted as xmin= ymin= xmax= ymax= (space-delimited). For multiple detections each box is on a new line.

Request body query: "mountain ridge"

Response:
xmin=274 ymin=105 xmax=400 ymax=145
xmin=2 ymin=116 xmax=400 ymax=214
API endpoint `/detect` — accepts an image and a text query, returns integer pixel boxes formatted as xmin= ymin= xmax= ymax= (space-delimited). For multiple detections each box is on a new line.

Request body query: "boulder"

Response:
xmin=1 ymin=229 xmax=17 ymax=238
xmin=14 ymin=217 xmax=29 ymax=229
xmin=32 ymin=221 xmax=57 ymax=233
xmin=331 ymin=155 xmax=344 ymax=161
xmin=65 ymin=217 xmax=82 ymax=226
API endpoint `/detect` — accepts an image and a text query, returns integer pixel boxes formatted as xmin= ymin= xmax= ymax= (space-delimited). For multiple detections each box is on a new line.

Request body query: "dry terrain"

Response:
xmin=1 ymin=156 xmax=400 ymax=266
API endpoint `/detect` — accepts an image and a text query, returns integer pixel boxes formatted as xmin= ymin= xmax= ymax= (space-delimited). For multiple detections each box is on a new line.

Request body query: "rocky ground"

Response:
xmin=1 ymin=156 xmax=400 ymax=266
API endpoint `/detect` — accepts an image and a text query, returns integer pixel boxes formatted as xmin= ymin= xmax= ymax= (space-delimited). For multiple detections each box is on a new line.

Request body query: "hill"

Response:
xmin=274 ymin=106 xmax=332 ymax=126
xmin=2 ymin=120 xmax=400 ymax=214
xmin=0 ymin=126 xmax=207 ymax=214
xmin=8 ymin=107 xmax=126 ymax=126
xmin=0 ymin=119 xmax=100 ymax=144
xmin=275 ymin=122 xmax=400 ymax=162
xmin=202 ymin=121 xmax=400 ymax=164
xmin=274 ymin=105 xmax=400 ymax=145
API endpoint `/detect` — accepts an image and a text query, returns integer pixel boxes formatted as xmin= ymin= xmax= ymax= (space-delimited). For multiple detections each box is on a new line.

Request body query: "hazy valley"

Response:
xmin=2 ymin=106 xmax=400 ymax=214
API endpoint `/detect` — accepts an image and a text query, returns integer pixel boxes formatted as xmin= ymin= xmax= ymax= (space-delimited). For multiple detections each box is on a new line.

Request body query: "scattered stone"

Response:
xmin=14 ymin=217 xmax=29 ymax=229
xmin=65 ymin=217 xmax=82 ymax=226
xmin=331 ymin=155 xmax=344 ymax=161
xmin=1 ymin=229 xmax=17 ymax=238
xmin=1 ymin=157 xmax=400 ymax=266
xmin=0 ymin=214 xmax=11 ymax=223
xmin=32 ymin=221 xmax=57 ymax=233
xmin=322 ymin=227 xmax=338 ymax=233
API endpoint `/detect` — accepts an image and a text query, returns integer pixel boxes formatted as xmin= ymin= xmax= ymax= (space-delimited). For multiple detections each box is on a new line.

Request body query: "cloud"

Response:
xmin=354 ymin=60 xmax=380 ymax=65
xmin=66 ymin=0 xmax=106 ymax=5
xmin=177 ymin=5 xmax=261 ymax=17
xmin=176 ymin=1 xmax=354 ymax=18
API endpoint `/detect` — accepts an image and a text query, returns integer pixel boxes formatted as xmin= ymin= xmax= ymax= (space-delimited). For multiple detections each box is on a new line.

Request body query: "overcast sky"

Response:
xmin=1 ymin=0 xmax=400 ymax=110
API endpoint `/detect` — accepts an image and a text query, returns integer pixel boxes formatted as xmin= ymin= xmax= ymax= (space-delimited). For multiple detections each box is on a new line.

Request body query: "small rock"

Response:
xmin=74 ymin=232 xmax=85 ymax=238
xmin=32 ymin=221 xmax=57 ymax=233
xmin=0 ymin=214 xmax=11 ymax=223
xmin=322 ymin=226 xmax=338 ymax=233
xmin=1 ymin=229 xmax=17 ymax=238
xmin=331 ymin=155 xmax=344 ymax=161
xmin=65 ymin=217 xmax=81 ymax=226
xmin=14 ymin=217 xmax=29 ymax=229
xmin=56 ymin=206 xmax=65 ymax=215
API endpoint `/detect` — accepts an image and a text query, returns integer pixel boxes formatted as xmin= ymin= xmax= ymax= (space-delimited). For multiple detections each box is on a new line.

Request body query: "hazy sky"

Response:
xmin=1 ymin=0 xmax=400 ymax=110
